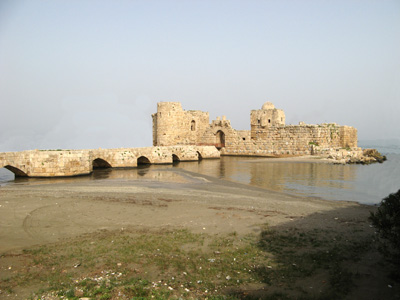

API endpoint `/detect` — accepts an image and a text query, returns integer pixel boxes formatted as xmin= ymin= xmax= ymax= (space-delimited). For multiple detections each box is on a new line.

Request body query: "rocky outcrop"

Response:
xmin=360 ymin=149 xmax=387 ymax=164
xmin=312 ymin=146 xmax=387 ymax=165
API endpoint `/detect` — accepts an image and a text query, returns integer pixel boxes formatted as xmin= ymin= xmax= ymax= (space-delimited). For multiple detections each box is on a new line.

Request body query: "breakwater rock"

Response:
xmin=312 ymin=146 xmax=387 ymax=165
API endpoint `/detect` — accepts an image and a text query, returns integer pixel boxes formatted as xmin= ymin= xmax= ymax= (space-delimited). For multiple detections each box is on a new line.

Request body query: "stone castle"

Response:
xmin=1 ymin=101 xmax=366 ymax=178
xmin=152 ymin=101 xmax=358 ymax=156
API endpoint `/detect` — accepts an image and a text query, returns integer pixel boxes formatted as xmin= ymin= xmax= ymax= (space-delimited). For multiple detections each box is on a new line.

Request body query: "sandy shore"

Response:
xmin=0 ymin=166 xmax=373 ymax=254
xmin=2 ymin=165 xmax=400 ymax=300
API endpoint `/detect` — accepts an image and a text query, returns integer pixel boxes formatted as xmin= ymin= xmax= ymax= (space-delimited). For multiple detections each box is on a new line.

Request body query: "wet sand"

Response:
xmin=4 ymin=166 xmax=399 ymax=300
xmin=0 ymin=167 xmax=373 ymax=254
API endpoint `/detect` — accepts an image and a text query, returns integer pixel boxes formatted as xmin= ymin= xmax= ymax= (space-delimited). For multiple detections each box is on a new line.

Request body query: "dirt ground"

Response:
xmin=0 ymin=166 xmax=399 ymax=299
xmin=0 ymin=166 xmax=369 ymax=253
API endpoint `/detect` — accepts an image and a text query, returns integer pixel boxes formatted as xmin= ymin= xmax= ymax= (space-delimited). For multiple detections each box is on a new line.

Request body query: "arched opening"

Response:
xmin=197 ymin=151 xmax=203 ymax=160
xmin=0 ymin=167 xmax=17 ymax=182
xmin=137 ymin=156 xmax=151 ymax=174
xmin=191 ymin=120 xmax=196 ymax=131
xmin=137 ymin=156 xmax=151 ymax=165
xmin=4 ymin=165 xmax=28 ymax=177
xmin=216 ymin=130 xmax=225 ymax=149
xmin=172 ymin=154 xmax=180 ymax=162
xmin=93 ymin=158 xmax=112 ymax=169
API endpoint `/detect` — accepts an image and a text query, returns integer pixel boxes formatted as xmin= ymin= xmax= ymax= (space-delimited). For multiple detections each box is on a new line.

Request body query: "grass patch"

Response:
xmin=1 ymin=229 xmax=266 ymax=299
xmin=0 ymin=227 xmax=376 ymax=299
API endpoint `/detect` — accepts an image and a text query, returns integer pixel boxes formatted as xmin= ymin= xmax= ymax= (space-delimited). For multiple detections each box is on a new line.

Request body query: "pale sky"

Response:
xmin=1 ymin=0 xmax=399 ymax=152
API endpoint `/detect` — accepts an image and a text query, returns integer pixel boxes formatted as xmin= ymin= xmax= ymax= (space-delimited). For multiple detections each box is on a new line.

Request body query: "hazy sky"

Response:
xmin=1 ymin=0 xmax=399 ymax=152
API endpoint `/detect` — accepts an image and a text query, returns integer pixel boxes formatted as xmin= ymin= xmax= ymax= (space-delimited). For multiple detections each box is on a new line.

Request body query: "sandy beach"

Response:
xmin=0 ymin=166 xmax=370 ymax=253
xmin=0 ymin=165 xmax=399 ymax=299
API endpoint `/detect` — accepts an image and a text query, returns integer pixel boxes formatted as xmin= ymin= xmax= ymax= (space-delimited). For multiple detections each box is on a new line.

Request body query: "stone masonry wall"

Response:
xmin=223 ymin=124 xmax=358 ymax=156
xmin=152 ymin=102 xmax=358 ymax=156
xmin=199 ymin=118 xmax=239 ymax=148
xmin=339 ymin=126 xmax=358 ymax=148
xmin=152 ymin=102 xmax=209 ymax=146
xmin=0 ymin=146 xmax=220 ymax=178
xmin=196 ymin=117 xmax=358 ymax=156
xmin=0 ymin=150 xmax=92 ymax=177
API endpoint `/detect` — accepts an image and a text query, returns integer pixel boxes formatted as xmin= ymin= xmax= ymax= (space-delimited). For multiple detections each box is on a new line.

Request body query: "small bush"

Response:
xmin=369 ymin=190 xmax=400 ymax=267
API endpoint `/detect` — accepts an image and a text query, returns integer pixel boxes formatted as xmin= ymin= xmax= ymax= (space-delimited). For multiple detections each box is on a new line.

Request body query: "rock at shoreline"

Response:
xmin=313 ymin=146 xmax=387 ymax=165
xmin=361 ymin=148 xmax=387 ymax=164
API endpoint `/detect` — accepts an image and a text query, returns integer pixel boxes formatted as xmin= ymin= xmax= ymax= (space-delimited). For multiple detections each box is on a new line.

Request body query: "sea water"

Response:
xmin=170 ymin=152 xmax=400 ymax=205
xmin=1 ymin=141 xmax=399 ymax=205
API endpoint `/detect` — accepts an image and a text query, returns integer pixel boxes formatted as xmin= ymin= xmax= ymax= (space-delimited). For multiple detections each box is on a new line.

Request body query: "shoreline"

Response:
xmin=2 ymin=167 xmax=399 ymax=300
xmin=231 ymin=154 xmax=333 ymax=163
xmin=0 ymin=167 xmax=373 ymax=254
xmin=0 ymin=153 xmax=390 ymax=208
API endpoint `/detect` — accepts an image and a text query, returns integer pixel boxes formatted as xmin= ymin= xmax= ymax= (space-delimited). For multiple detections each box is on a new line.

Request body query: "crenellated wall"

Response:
xmin=153 ymin=101 xmax=358 ymax=157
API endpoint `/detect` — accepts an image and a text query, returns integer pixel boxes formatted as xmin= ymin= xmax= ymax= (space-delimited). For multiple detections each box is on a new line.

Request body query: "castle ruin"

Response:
xmin=0 ymin=101 xmax=375 ymax=178
xmin=152 ymin=101 xmax=358 ymax=156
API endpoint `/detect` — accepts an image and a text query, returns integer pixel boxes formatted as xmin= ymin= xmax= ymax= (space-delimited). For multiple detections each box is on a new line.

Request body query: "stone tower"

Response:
xmin=152 ymin=102 xmax=209 ymax=146
xmin=250 ymin=102 xmax=285 ymax=139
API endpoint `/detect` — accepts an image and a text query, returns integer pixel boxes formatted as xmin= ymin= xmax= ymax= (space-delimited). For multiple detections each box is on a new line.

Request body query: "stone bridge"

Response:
xmin=0 ymin=146 xmax=219 ymax=178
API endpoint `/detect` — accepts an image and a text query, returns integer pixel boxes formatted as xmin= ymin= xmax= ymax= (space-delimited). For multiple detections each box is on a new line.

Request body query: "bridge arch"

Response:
xmin=93 ymin=158 xmax=112 ymax=169
xmin=196 ymin=151 xmax=203 ymax=160
xmin=4 ymin=165 xmax=28 ymax=177
xmin=172 ymin=154 xmax=180 ymax=162
xmin=137 ymin=156 xmax=151 ymax=165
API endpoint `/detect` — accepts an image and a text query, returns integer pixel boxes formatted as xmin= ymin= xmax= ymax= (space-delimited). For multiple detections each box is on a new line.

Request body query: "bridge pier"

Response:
xmin=0 ymin=150 xmax=92 ymax=177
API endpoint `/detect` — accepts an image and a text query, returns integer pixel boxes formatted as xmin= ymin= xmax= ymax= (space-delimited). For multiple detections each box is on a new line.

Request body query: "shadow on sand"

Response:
xmin=224 ymin=205 xmax=399 ymax=300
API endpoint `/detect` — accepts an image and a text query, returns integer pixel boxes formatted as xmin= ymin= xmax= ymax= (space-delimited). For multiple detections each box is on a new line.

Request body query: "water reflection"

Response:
xmin=91 ymin=168 xmax=113 ymax=180
xmin=169 ymin=157 xmax=356 ymax=191
xmin=0 ymin=165 xmax=190 ymax=185
xmin=137 ymin=165 xmax=151 ymax=177
xmin=1 ymin=155 xmax=399 ymax=205
xmin=89 ymin=165 xmax=188 ymax=182
xmin=247 ymin=161 xmax=356 ymax=192
xmin=171 ymin=156 xmax=398 ymax=204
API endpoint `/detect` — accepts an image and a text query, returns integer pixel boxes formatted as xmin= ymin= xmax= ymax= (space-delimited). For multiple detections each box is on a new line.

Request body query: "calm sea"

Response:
xmin=1 ymin=141 xmax=399 ymax=205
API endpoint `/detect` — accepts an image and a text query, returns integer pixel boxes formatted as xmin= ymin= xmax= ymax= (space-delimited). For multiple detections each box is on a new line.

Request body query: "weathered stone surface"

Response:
xmin=152 ymin=102 xmax=210 ymax=147
xmin=0 ymin=150 xmax=92 ymax=177
xmin=152 ymin=102 xmax=358 ymax=156
xmin=0 ymin=100 xmax=369 ymax=178
xmin=0 ymin=146 xmax=220 ymax=178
